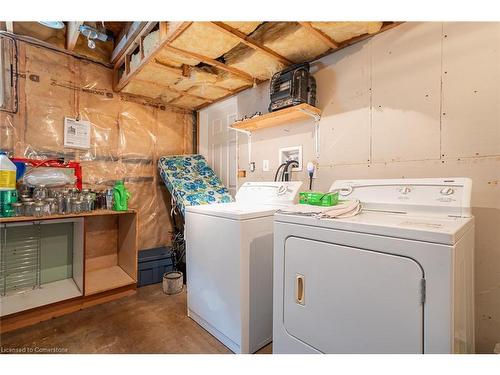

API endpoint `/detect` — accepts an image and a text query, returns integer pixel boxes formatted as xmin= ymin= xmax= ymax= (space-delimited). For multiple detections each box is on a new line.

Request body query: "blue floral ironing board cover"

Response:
xmin=158 ymin=154 xmax=233 ymax=215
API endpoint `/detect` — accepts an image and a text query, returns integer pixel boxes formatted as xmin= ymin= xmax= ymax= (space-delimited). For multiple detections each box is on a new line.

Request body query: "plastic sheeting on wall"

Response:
xmin=0 ymin=40 xmax=194 ymax=251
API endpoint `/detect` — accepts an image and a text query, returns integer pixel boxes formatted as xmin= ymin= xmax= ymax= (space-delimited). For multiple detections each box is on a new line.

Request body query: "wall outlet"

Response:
xmin=279 ymin=146 xmax=303 ymax=171
xmin=263 ymin=159 xmax=269 ymax=172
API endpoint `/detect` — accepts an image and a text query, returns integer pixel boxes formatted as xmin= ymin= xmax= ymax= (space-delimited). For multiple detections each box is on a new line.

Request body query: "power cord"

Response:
xmin=274 ymin=162 xmax=287 ymax=181
xmin=307 ymin=162 xmax=315 ymax=190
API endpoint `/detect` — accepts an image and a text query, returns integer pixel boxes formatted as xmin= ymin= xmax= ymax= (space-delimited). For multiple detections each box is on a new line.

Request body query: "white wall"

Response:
xmin=231 ymin=22 xmax=500 ymax=353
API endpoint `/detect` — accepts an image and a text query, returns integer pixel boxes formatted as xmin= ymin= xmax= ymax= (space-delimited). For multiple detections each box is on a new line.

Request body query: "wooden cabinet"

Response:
xmin=84 ymin=212 xmax=137 ymax=295
xmin=0 ymin=210 xmax=138 ymax=333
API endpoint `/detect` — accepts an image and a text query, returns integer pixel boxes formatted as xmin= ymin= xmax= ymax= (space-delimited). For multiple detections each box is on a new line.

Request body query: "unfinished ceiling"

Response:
xmin=114 ymin=21 xmax=400 ymax=110
xmin=2 ymin=21 xmax=127 ymax=63
xmin=2 ymin=21 xmax=401 ymax=111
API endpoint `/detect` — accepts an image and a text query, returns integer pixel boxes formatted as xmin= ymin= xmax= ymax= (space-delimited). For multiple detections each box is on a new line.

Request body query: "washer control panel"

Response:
xmin=330 ymin=178 xmax=472 ymax=217
xmin=235 ymin=181 xmax=303 ymax=205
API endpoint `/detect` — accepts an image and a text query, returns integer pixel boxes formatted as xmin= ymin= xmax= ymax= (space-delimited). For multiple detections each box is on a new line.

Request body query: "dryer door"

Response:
xmin=283 ymin=237 xmax=424 ymax=353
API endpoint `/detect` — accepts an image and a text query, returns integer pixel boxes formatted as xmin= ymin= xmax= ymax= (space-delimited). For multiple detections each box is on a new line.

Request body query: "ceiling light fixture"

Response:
xmin=38 ymin=21 xmax=65 ymax=29
xmin=79 ymin=25 xmax=110 ymax=50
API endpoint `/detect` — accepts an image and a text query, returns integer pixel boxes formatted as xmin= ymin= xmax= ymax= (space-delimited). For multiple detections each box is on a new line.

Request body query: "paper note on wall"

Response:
xmin=64 ymin=117 xmax=91 ymax=149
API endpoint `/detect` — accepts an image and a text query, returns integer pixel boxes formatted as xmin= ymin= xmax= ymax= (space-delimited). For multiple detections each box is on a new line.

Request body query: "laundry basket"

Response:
xmin=162 ymin=271 xmax=183 ymax=295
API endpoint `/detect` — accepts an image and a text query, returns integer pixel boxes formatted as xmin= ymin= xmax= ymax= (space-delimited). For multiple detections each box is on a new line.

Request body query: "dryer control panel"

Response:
xmin=235 ymin=181 xmax=303 ymax=206
xmin=329 ymin=178 xmax=472 ymax=218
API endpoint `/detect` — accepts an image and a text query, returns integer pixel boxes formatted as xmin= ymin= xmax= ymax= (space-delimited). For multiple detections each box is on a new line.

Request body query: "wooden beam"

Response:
xmin=162 ymin=21 xmax=192 ymax=42
xmin=153 ymin=59 xmax=184 ymax=75
xmin=111 ymin=21 xmax=147 ymax=63
xmin=209 ymin=22 xmax=292 ymax=66
xmin=338 ymin=21 xmax=403 ymax=48
xmin=298 ymin=22 xmax=339 ymax=49
xmin=66 ymin=22 xmax=83 ymax=50
xmin=113 ymin=21 xmax=193 ymax=91
xmin=162 ymin=44 xmax=254 ymax=82
xmin=194 ymin=84 xmax=253 ymax=111
xmin=133 ymin=78 xmax=213 ymax=103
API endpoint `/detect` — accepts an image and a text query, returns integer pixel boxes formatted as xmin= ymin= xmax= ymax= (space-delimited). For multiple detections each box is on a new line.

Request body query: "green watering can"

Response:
xmin=112 ymin=180 xmax=131 ymax=211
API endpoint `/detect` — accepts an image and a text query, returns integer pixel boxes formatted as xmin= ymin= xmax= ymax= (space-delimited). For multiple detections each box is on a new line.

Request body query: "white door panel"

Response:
xmin=200 ymin=98 xmax=238 ymax=197
xmin=283 ymin=237 xmax=424 ymax=353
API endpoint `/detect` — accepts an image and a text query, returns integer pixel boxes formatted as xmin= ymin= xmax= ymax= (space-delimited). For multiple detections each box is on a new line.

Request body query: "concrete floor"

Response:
xmin=0 ymin=284 xmax=272 ymax=354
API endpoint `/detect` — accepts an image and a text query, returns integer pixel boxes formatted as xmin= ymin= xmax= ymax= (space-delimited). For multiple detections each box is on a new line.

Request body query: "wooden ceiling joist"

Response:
xmin=194 ymin=84 xmax=252 ymax=111
xmin=112 ymin=21 xmax=403 ymax=110
xmin=133 ymin=77 xmax=213 ymax=103
xmin=66 ymin=22 xmax=83 ymax=50
xmin=111 ymin=21 xmax=148 ymax=63
xmin=162 ymin=44 xmax=255 ymax=82
xmin=160 ymin=21 xmax=192 ymax=43
xmin=113 ymin=21 xmax=194 ymax=91
xmin=209 ymin=22 xmax=293 ymax=66
xmin=153 ymin=59 xmax=184 ymax=76
xmin=298 ymin=22 xmax=339 ymax=50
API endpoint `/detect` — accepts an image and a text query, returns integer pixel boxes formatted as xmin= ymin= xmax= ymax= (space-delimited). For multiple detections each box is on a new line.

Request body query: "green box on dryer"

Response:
xmin=299 ymin=191 xmax=339 ymax=207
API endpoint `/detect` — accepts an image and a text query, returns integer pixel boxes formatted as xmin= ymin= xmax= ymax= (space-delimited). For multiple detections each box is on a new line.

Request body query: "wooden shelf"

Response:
xmin=231 ymin=103 xmax=321 ymax=132
xmin=85 ymin=265 xmax=135 ymax=296
xmin=0 ymin=209 xmax=136 ymax=224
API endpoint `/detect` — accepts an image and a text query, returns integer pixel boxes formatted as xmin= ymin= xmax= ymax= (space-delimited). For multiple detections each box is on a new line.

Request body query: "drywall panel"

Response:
xmin=317 ymin=41 xmax=371 ymax=165
xmin=236 ymin=82 xmax=268 ymax=118
xmin=231 ymin=22 xmax=500 ymax=353
xmin=371 ymin=22 xmax=442 ymax=162
xmin=442 ymin=22 xmax=500 ymax=158
xmin=243 ymin=119 xmax=316 ymax=178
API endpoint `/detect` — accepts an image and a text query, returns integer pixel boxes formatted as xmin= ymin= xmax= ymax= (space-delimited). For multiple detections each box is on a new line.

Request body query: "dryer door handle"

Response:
xmin=295 ymin=274 xmax=305 ymax=305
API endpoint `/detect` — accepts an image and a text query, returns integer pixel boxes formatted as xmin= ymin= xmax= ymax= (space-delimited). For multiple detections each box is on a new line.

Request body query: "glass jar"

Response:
xmin=57 ymin=196 xmax=65 ymax=214
xmin=106 ymin=189 xmax=113 ymax=210
xmin=72 ymin=188 xmax=81 ymax=200
xmin=23 ymin=201 xmax=35 ymax=216
xmin=70 ymin=197 xmax=78 ymax=213
xmin=96 ymin=192 xmax=106 ymax=209
xmin=42 ymin=200 xmax=50 ymax=215
xmin=20 ymin=194 xmax=31 ymax=202
xmin=64 ymin=196 xmax=72 ymax=214
xmin=33 ymin=202 xmax=44 ymax=217
xmin=18 ymin=184 xmax=30 ymax=196
xmin=12 ymin=202 xmax=24 ymax=217
xmin=86 ymin=196 xmax=95 ymax=212
xmin=33 ymin=185 xmax=48 ymax=201
xmin=73 ymin=200 xmax=83 ymax=213
xmin=45 ymin=198 xmax=56 ymax=215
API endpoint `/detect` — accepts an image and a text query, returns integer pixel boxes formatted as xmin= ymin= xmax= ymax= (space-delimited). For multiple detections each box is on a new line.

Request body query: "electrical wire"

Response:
xmin=274 ymin=162 xmax=287 ymax=182
xmin=282 ymin=160 xmax=299 ymax=181
xmin=0 ymin=31 xmax=113 ymax=69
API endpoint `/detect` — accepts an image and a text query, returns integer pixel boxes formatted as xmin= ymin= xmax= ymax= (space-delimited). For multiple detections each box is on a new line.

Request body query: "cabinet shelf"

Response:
xmin=231 ymin=103 xmax=321 ymax=132
xmin=85 ymin=266 xmax=135 ymax=296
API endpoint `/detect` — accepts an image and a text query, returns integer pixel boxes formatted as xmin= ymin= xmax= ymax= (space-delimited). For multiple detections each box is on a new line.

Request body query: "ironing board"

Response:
xmin=158 ymin=154 xmax=233 ymax=215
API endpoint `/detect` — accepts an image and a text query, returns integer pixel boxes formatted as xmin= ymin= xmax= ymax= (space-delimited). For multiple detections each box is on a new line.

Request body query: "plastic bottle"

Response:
xmin=0 ymin=152 xmax=18 ymax=217
xmin=0 ymin=152 xmax=16 ymax=191
xmin=112 ymin=180 xmax=130 ymax=211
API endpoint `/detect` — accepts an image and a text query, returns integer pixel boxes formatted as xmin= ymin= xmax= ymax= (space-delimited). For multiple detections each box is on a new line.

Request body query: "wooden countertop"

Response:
xmin=0 ymin=209 xmax=136 ymax=223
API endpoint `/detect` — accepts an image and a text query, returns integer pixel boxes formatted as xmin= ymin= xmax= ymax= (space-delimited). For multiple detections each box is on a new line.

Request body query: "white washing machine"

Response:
xmin=185 ymin=181 xmax=302 ymax=353
xmin=273 ymin=178 xmax=475 ymax=354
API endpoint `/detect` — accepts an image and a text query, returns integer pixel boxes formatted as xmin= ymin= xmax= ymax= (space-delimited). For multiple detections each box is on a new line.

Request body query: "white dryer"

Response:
xmin=273 ymin=178 xmax=474 ymax=354
xmin=185 ymin=181 xmax=302 ymax=353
